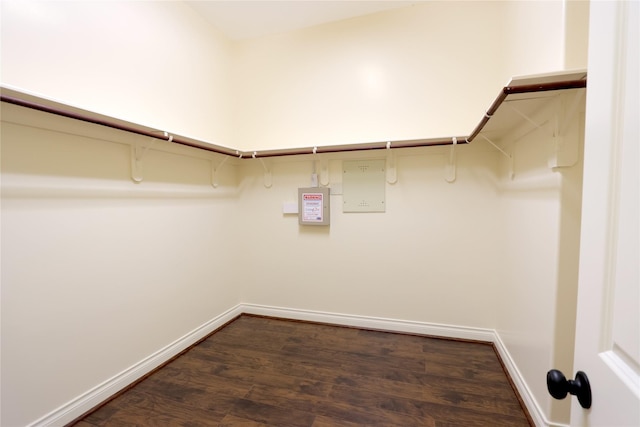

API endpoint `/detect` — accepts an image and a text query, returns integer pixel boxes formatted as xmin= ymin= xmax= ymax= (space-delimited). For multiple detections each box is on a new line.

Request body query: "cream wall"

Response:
xmin=237 ymin=145 xmax=501 ymax=327
xmin=502 ymin=0 xmax=566 ymax=77
xmin=0 ymin=0 xmax=234 ymax=146
xmin=232 ymin=0 xmax=569 ymax=151
xmin=563 ymin=0 xmax=590 ymax=69
xmin=0 ymin=104 xmax=241 ymax=427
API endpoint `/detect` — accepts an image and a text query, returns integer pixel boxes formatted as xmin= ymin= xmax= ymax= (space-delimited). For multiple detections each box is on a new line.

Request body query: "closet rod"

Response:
xmin=466 ymin=78 xmax=587 ymax=143
xmin=248 ymin=137 xmax=469 ymax=158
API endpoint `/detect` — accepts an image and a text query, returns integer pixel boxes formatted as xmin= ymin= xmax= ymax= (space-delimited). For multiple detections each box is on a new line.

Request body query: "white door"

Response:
xmin=571 ymin=1 xmax=639 ymax=426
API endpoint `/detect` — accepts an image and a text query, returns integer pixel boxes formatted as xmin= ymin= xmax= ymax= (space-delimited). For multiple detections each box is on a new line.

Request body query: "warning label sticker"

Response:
xmin=302 ymin=193 xmax=323 ymax=222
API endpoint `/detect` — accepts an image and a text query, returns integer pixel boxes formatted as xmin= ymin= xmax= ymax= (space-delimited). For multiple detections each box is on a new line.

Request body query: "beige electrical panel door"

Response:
xmin=342 ymin=160 xmax=385 ymax=213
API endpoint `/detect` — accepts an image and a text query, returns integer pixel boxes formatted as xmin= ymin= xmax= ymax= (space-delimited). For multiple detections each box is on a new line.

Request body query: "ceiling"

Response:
xmin=185 ymin=1 xmax=418 ymax=40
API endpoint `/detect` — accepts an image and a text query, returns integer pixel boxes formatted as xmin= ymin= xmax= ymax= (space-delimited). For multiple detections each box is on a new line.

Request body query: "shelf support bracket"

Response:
xmin=549 ymin=90 xmax=584 ymax=169
xmin=253 ymin=152 xmax=272 ymax=188
xmin=312 ymin=147 xmax=330 ymax=186
xmin=211 ymin=155 xmax=230 ymax=188
xmin=444 ymin=137 xmax=457 ymax=183
xmin=506 ymin=102 xmax=554 ymax=138
xmin=320 ymin=159 xmax=330 ymax=186
xmin=130 ymin=144 xmax=145 ymax=183
xmin=386 ymin=142 xmax=398 ymax=184
xmin=558 ymin=88 xmax=585 ymax=137
xmin=130 ymin=132 xmax=171 ymax=183
xmin=480 ymin=135 xmax=514 ymax=180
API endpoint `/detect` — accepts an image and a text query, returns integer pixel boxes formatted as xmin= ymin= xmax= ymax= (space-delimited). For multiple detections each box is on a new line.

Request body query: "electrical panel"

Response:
xmin=298 ymin=187 xmax=330 ymax=226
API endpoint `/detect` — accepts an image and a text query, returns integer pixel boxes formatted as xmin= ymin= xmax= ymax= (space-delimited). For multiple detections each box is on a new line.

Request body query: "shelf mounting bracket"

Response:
xmin=211 ymin=155 xmax=230 ymax=188
xmin=444 ymin=137 xmax=457 ymax=183
xmin=505 ymin=103 xmax=555 ymax=139
xmin=386 ymin=141 xmax=398 ymax=184
xmin=130 ymin=132 xmax=172 ymax=183
xmin=320 ymin=159 xmax=330 ymax=186
xmin=480 ymin=135 xmax=514 ymax=180
xmin=549 ymin=90 xmax=584 ymax=168
xmin=253 ymin=152 xmax=272 ymax=188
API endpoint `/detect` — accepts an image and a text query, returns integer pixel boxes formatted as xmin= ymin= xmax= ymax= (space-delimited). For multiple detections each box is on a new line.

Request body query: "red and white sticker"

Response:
xmin=302 ymin=193 xmax=323 ymax=222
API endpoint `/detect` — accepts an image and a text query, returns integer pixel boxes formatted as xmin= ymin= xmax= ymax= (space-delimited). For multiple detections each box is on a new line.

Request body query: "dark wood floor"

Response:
xmin=70 ymin=315 xmax=533 ymax=427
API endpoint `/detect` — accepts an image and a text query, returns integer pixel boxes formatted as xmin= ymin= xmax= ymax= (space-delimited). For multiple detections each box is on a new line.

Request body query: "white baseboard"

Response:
xmin=30 ymin=303 xmax=558 ymax=427
xmin=492 ymin=333 xmax=569 ymax=427
xmin=240 ymin=303 xmax=496 ymax=342
xmin=28 ymin=304 xmax=244 ymax=427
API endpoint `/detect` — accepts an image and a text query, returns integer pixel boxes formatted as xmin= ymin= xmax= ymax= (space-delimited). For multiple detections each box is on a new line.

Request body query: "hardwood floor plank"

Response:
xmin=343 ymin=356 xmax=502 ymax=395
xmin=424 ymin=360 xmax=512 ymax=383
xmin=148 ymin=362 xmax=253 ymax=397
xmin=110 ymin=389 xmax=226 ymax=426
xmin=329 ymin=385 xmax=529 ymax=427
xmin=310 ymin=415 xmax=368 ymax=427
xmin=217 ymin=414 xmax=273 ymax=427
xmin=280 ymin=342 xmax=426 ymax=373
xmin=331 ymin=369 xmax=525 ymax=417
xmin=95 ymin=407 xmax=210 ymax=427
xmin=244 ymin=383 xmax=435 ymax=427
xmin=226 ymin=398 xmax=315 ymax=427
xmin=69 ymin=315 xmax=533 ymax=427
xmin=193 ymin=343 xmax=339 ymax=388
xmin=128 ymin=383 xmax=233 ymax=423
xmin=202 ymin=361 xmax=327 ymax=394
xmin=81 ymin=403 xmax=119 ymax=426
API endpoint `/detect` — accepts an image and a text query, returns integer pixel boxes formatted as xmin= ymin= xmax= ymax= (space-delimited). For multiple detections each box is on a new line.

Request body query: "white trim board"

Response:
xmin=29 ymin=303 xmax=555 ymax=427
xmin=240 ymin=303 xmax=495 ymax=342
xmin=493 ymin=333 xmax=570 ymax=427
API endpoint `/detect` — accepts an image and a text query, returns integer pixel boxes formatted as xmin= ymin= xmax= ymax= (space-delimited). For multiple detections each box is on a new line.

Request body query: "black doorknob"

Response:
xmin=547 ymin=369 xmax=592 ymax=409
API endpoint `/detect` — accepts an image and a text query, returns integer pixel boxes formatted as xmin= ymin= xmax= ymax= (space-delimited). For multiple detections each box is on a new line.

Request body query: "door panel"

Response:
xmin=572 ymin=1 xmax=639 ymax=425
